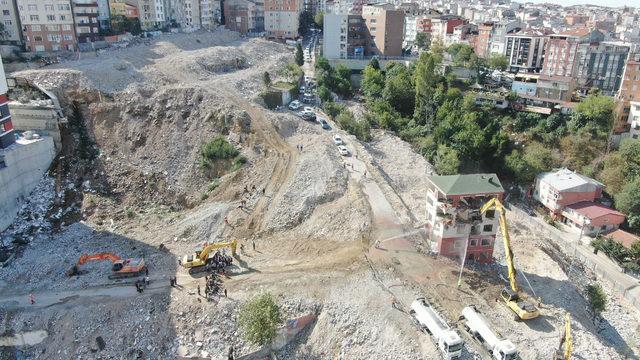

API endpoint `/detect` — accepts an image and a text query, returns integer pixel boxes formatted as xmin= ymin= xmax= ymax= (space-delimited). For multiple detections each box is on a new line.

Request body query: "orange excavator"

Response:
xmin=66 ymin=253 xmax=147 ymax=279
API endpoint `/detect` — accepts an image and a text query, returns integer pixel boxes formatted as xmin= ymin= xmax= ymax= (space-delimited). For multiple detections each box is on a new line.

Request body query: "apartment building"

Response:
xmin=0 ymin=58 xmax=14 ymax=150
xmin=616 ymin=53 xmax=640 ymax=130
xmin=96 ymin=0 xmax=110 ymax=28
xmin=0 ymin=0 xmax=23 ymax=43
xmin=565 ymin=14 xmax=589 ymax=26
xmin=17 ymin=0 xmax=77 ymax=52
xmin=361 ymin=4 xmax=403 ymax=57
xmin=430 ymin=15 xmax=466 ymax=47
xmin=323 ymin=13 xmax=365 ymax=59
xmin=223 ymin=0 xmax=263 ymax=34
xmin=170 ymin=0 xmax=200 ymax=28
xmin=72 ymin=0 xmax=101 ymax=44
xmin=134 ymin=0 xmax=166 ymax=29
xmin=627 ymin=101 xmax=640 ymax=140
xmin=574 ymin=40 xmax=629 ymax=95
xmin=425 ymin=174 xmax=505 ymax=263
xmin=324 ymin=0 xmax=366 ymax=16
xmin=264 ymin=0 xmax=302 ymax=39
xmin=199 ymin=0 xmax=220 ymax=29
xmin=504 ymin=29 xmax=547 ymax=73
xmin=474 ymin=19 xmax=522 ymax=58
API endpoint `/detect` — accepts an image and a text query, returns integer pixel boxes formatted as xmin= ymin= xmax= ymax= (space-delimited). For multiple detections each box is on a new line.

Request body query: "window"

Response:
xmin=2 ymin=10 xmax=9 ymax=16
xmin=45 ymin=4 xmax=53 ymax=11
xmin=29 ymin=15 xmax=39 ymax=21
xmin=483 ymin=224 xmax=493 ymax=232
xmin=481 ymin=238 xmax=491 ymax=246
xmin=46 ymin=25 xmax=59 ymax=31
xmin=62 ymin=24 xmax=71 ymax=31
xmin=470 ymin=239 xmax=478 ymax=247
xmin=453 ymin=240 xmax=463 ymax=249
xmin=27 ymin=4 xmax=37 ymax=11
xmin=58 ymin=4 xmax=70 ymax=11
xmin=31 ymin=24 xmax=41 ymax=31
xmin=63 ymin=34 xmax=73 ymax=41
xmin=47 ymin=15 xmax=55 ymax=21
xmin=485 ymin=210 xmax=495 ymax=219
xmin=33 ymin=35 xmax=42 ymax=41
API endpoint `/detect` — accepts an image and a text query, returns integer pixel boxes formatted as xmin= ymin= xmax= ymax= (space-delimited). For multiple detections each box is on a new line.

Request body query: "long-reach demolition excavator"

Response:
xmin=480 ymin=198 xmax=540 ymax=320
xmin=66 ymin=253 xmax=147 ymax=279
xmin=180 ymin=239 xmax=237 ymax=275
xmin=554 ymin=313 xmax=572 ymax=360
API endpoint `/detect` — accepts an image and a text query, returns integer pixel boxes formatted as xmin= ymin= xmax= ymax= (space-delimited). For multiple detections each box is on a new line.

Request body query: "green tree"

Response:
xmin=295 ymin=43 xmax=304 ymax=66
xmin=336 ymin=110 xmax=371 ymax=141
xmin=262 ymin=71 xmax=271 ymax=88
xmin=314 ymin=11 xmax=324 ymax=28
xmin=599 ymin=152 xmax=626 ymax=196
xmin=362 ymin=64 xmax=385 ymax=100
xmin=619 ymin=139 xmax=640 ymax=180
xmin=281 ymin=62 xmax=303 ymax=82
xmin=238 ymin=293 xmax=283 ymax=346
xmin=317 ymin=85 xmax=331 ymax=103
xmin=629 ymin=241 xmax=640 ymax=261
xmin=415 ymin=32 xmax=429 ymax=49
xmin=368 ymin=57 xmax=380 ymax=70
xmin=298 ymin=10 xmax=314 ymax=35
xmin=413 ymin=53 xmax=439 ymax=129
xmin=382 ymin=64 xmax=415 ymax=117
xmin=487 ymin=54 xmax=508 ymax=71
xmin=570 ymin=94 xmax=615 ymax=135
xmin=586 ymin=283 xmax=607 ymax=314
xmin=614 ymin=177 xmax=640 ymax=215
xmin=559 ymin=134 xmax=604 ymax=171
xmin=434 ymin=145 xmax=460 ymax=175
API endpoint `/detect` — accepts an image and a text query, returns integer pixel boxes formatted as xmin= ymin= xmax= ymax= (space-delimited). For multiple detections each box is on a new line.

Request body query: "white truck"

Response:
xmin=461 ymin=306 xmax=518 ymax=360
xmin=410 ymin=298 xmax=464 ymax=359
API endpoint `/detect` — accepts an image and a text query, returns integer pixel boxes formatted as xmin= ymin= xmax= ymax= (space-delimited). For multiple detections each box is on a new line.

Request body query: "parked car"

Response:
xmin=303 ymin=106 xmax=313 ymax=113
xmin=298 ymin=111 xmax=316 ymax=121
xmin=338 ymin=146 xmax=349 ymax=156
xmin=333 ymin=134 xmax=344 ymax=145
xmin=302 ymin=94 xmax=315 ymax=104
xmin=299 ymin=85 xmax=305 ymax=92
xmin=288 ymin=100 xmax=302 ymax=110
xmin=320 ymin=119 xmax=330 ymax=130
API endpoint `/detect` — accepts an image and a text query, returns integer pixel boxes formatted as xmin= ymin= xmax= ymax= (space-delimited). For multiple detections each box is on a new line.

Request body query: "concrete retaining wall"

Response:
xmin=0 ymin=137 xmax=56 ymax=231
xmin=9 ymin=103 xmax=62 ymax=151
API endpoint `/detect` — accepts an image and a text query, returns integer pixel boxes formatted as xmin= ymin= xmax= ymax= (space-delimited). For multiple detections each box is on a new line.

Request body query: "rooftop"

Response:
xmin=428 ymin=173 xmax=504 ymax=196
xmin=603 ymin=229 xmax=639 ymax=249
xmin=567 ymin=201 xmax=625 ymax=221
xmin=538 ymin=168 xmax=602 ymax=191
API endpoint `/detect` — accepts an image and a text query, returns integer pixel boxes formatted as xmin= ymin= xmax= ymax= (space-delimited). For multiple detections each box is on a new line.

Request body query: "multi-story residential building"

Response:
xmin=324 ymin=0 xmax=366 ymax=16
xmin=564 ymin=14 xmax=589 ymax=26
xmin=199 ymin=0 xmax=220 ymax=29
xmin=323 ymin=13 xmax=366 ymax=59
xmin=170 ymin=0 xmax=200 ymax=28
xmin=425 ymin=174 xmax=505 ymax=263
xmin=616 ymin=53 xmax=640 ymax=130
xmin=0 ymin=58 xmax=14 ymax=150
xmin=430 ymin=15 xmax=466 ymax=47
xmin=264 ymin=0 xmax=302 ymax=39
xmin=0 ymin=0 xmax=23 ymax=43
xmin=574 ymin=40 xmax=629 ymax=95
xmin=361 ymin=4 xmax=403 ymax=57
xmin=504 ymin=29 xmax=547 ymax=73
xmin=72 ymin=0 xmax=101 ymax=44
xmin=96 ymin=0 xmax=110 ymax=29
xmin=533 ymin=168 xmax=625 ymax=236
xmin=223 ymin=0 xmax=263 ymax=34
xmin=474 ymin=19 xmax=522 ymax=58
xmin=626 ymin=101 xmax=640 ymax=140
xmin=17 ymin=0 xmax=77 ymax=52
xmin=134 ymin=0 xmax=166 ymax=29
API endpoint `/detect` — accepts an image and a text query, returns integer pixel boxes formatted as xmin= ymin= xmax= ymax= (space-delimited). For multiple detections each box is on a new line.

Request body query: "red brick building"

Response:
xmin=72 ymin=0 xmax=101 ymax=44
xmin=425 ymin=174 xmax=505 ymax=263
xmin=18 ymin=0 xmax=77 ymax=52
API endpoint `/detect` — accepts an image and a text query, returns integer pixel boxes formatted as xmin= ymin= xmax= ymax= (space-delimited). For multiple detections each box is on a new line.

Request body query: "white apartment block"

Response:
xmin=199 ymin=0 xmax=220 ymax=29
xmin=168 ymin=0 xmax=200 ymax=28
xmin=628 ymin=101 xmax=640 ymax=141
xmin=17 ymin=0 xmax=77 ymax=52
xmin=0 ymin=0 xmax=22 ymax=43
xmin=135 ymin=0 xmax=166 ymax=30
xmin=264 ymin=0 xmax=302 ymax=39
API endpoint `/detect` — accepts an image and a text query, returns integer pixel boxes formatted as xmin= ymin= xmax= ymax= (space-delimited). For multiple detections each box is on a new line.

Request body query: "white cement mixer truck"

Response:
xmin=410 ymin=298 xmax=464 ymax=359
xmin=461 ymin=306 xmax=518 ymax=360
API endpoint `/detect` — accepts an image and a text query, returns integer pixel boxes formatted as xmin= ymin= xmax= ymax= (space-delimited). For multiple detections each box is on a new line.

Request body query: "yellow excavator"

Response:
xmin=480 ymin=198 xmax=540 ymax=320
xmin=180 ymin=239 xmax=238 ymax=275
xmin=554 ymin=313 xmax=572 ymax=360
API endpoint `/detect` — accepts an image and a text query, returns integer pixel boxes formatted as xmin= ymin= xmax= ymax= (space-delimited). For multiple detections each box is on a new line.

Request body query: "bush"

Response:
xmin=586 ymin=283 xmax=607 ymax=314
xmin=201 ymin=136 xmax=240 ymax=171
xmin=238 ymin=293 xmax=282 ymax=346
xmin=232 ymin=155 xmax=247 ymax=171
xmin=200 ymin=192 xmax=209 ymax=201
xmin=125 ymin=208 xmax=135 ymax=219
xmin=208 ymin=178 xmax=221 ymax=192
xmin=323 ymin=101 xmax=346 ymax=119
xmin=336 ymin=110 xmax=371 ymax=142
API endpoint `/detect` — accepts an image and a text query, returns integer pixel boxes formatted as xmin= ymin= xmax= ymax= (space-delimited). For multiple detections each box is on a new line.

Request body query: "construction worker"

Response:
xmin=224 ymin=288 xmax=228 ymax=297
xmin=197 ymin=285 xmax=201 ymax=295
xmin=252 ymin=241 xmax=256 ymax=251
xmin=29 ymin=293 xmax=35 ymax=305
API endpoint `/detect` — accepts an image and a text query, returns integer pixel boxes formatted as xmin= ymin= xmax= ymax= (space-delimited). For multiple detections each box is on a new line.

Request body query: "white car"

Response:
xmin=333 ymin=135 xmax=343 ymax=145
xmin=303 ymin=106 xmax=313 ymax=113
xmin=338 ymin=146 xmax=349 ymax=156
xmin=288 ymin=100 xmax=302 ymax=110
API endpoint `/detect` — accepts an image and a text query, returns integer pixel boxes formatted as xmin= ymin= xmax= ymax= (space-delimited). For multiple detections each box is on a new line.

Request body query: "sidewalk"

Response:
xmin=509 ymin=204 xmax=640 ymax=311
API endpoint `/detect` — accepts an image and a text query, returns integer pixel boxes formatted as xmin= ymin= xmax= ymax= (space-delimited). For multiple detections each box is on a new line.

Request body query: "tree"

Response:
xmin=629 ymin=241 xmax=640 ymax=261
xmin=586 ymin=283 xmax=607 ymax=314
xmin=295 ymin=43 xmax=304 ymax=66
xmin=599 ymin=152 xmax=626 ymax=196
xmin=415 ymin=32 xmax=429 ymax=50
xmin=111 ymin=15 xmax=142 ymax=35
xmin=238 ymin=293 xmax=282 ymax=346
xmin=614 ymin=177 xmax=640 ymax=215
xmin=570 ymin=94 xmax=615 ymax=135
xmin=413 ymin=53 xmax=439 ymax=129
xmin=262 ymin=71 xmax=271 ymax=88
xmin=281 ymin=62 xmax=303 ymax=82
xmin=434 ymin=145 xmax=460 ymax=175
xmin=487 ymin=54 xmax=508 ymax=71
xmin=382 ymin=64 xmax=415 ymax=117
xmin=619 ymin=139 xmax=640 ymax=180
xmin=505 ymin=142 xmax=555 ymax=184
xmin=559 ymin=134 xmax=604 ymax=172
xmin=298 ymin=10 xmax=314 ymax=35
xmin=314 ymin=11 xmax=324 ymax=28
xmin=368 ymin=57 xmax=380 ymax=70
xmin=362 ymin=64 xmax=385 ymax=100
xmin=317 ymin=85 xmax=331 ymax=103
xmin=336 ymin=110 xmax=371 ymax=141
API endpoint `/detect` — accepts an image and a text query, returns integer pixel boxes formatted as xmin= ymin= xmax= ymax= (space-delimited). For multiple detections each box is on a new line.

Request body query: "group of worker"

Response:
xmin=200 ymin=274 xmax=227 ymax=300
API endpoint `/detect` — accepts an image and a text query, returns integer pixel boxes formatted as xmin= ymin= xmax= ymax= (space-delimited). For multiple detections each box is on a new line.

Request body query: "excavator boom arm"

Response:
xmin=198 ymin=239 xmax=238 ymax=262
xmin=77 ymin=253 xmax=121 ymax=266
xmin=480 ymin=198 xmax=519 ymax=293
